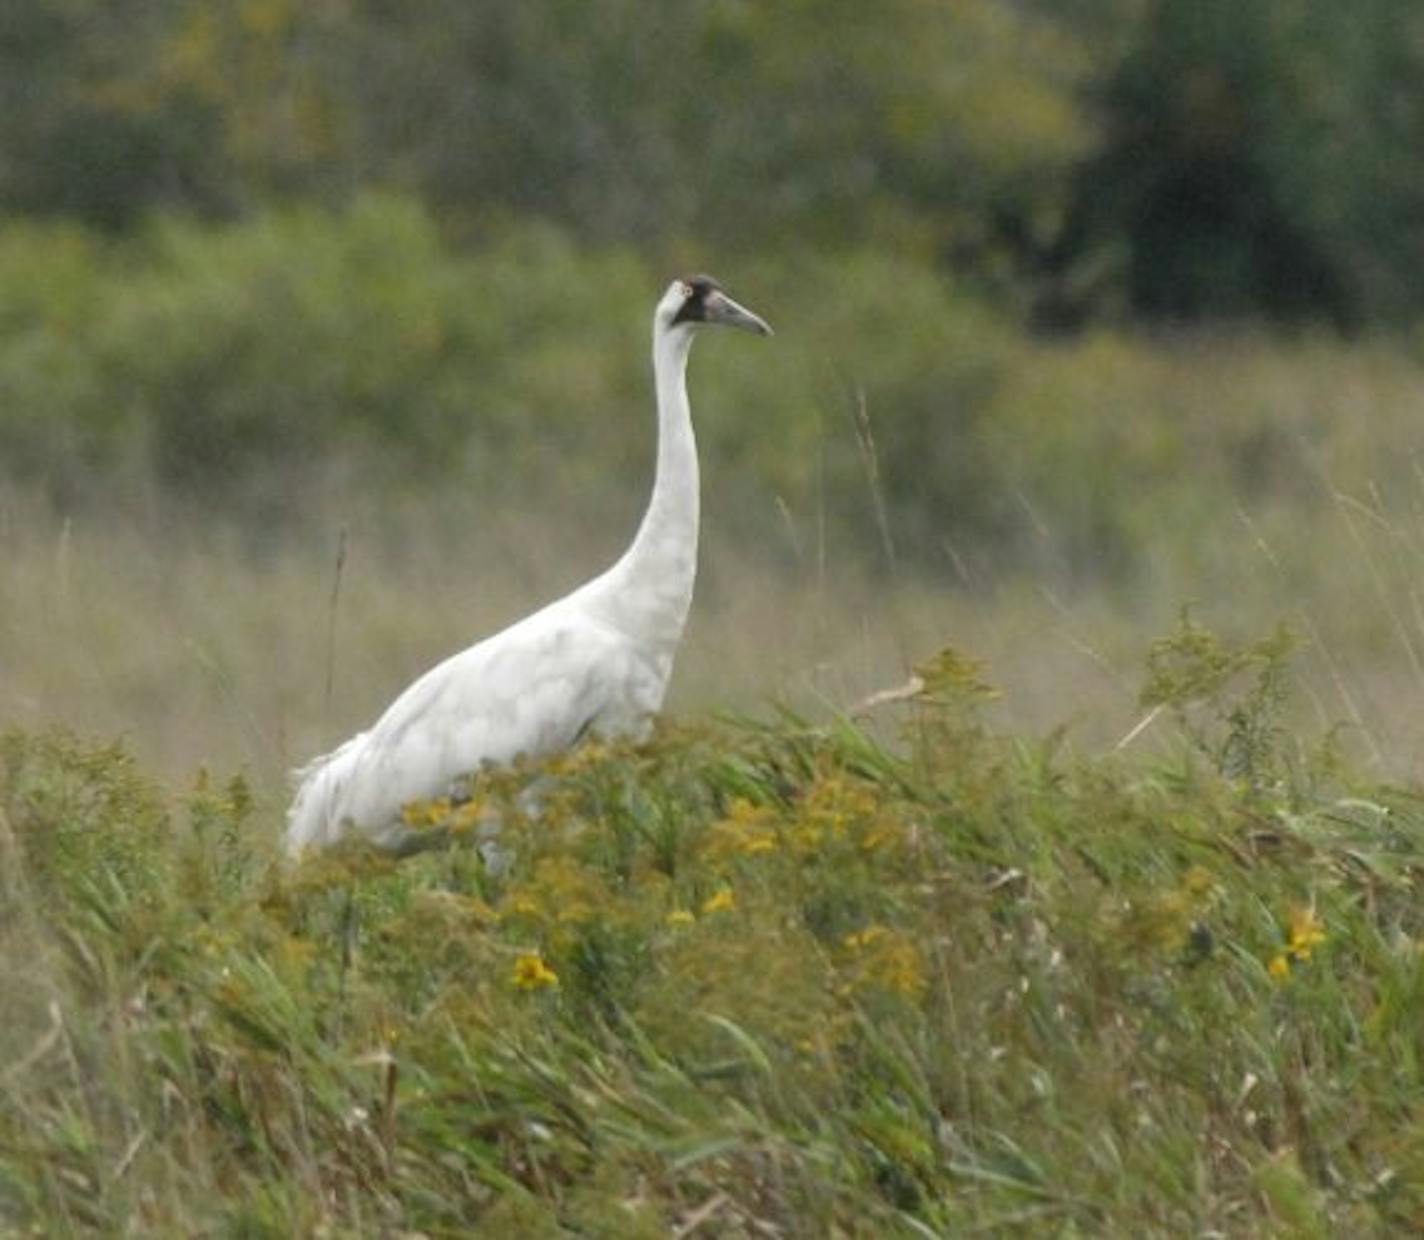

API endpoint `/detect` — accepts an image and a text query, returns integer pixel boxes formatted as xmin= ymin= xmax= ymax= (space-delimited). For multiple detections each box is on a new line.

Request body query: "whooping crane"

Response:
xmin=285 ymin=276 xmax=772 ymax=857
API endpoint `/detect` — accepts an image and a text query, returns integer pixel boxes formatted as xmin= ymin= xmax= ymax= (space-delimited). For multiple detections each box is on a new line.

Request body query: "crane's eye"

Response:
xmin=678 ymin=282 xmax=693 ymax=299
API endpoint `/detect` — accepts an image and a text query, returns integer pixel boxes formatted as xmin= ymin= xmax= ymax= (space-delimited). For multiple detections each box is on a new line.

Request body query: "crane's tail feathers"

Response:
xmin=284 ymin=733 xmax=366 ymax=858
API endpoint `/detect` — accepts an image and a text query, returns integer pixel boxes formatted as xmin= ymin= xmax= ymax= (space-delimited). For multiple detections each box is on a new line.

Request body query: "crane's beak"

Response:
xmin=705 ymin=289 xmax=773 ymax=337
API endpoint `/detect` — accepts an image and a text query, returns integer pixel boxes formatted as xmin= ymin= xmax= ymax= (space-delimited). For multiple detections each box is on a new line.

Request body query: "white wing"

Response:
xmin=285 ymin=602 xmax=666 ymax=855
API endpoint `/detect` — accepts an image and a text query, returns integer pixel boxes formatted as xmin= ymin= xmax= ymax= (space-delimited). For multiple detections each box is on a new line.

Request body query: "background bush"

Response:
xmin=6 ymin=0 xmax=1424 ymax=324
xmin=4 ymin=194 xmax=1422 ymax=591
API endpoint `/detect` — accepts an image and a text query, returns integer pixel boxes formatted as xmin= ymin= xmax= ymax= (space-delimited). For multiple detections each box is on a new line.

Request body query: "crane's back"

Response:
xmin=285 ymin=593 xmax=672 ymax=855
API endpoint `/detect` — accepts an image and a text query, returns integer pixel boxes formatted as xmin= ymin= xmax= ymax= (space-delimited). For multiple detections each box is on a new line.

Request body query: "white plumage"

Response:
xmin=286 ymin=276 xmax=771 ymax=856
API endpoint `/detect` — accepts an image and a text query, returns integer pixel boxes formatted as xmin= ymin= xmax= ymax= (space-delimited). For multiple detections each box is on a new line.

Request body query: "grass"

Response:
xmin=8 ymin=207 xmax=1424 ymax=787
xmin=5 ymin=233 xmax=1424 ymax=1229
xmin=5 ymin=458 xmax=1424 ymax=797
xmin=2 ymin=627 xmax=1424 ymax=1235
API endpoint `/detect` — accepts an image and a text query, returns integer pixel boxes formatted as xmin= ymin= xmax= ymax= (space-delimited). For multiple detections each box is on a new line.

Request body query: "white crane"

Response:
xmin=286 ymin=276 xmax=772 ymax=857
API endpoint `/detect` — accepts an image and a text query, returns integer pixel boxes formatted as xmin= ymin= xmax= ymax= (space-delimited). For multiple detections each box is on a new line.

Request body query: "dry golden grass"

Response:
xmin=3 ymin=449 xmax=1423 ymax=808
xmin=5 ymin=635 xmax=1424 ymax=1234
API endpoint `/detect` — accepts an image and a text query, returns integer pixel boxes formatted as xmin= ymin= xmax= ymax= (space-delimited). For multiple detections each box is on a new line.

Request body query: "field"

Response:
xmin=4 ymin=203 xmax=1424 ymax=790
xmin=3 ymin=619 xmax=1424 ymax=1234
xmin=4 ymin=406 xmax=1424 ymax=1233
xmin=5 ymin=209 xmax=1424 ymax=1234
xmin=7 ymin=3 xmax=1424 ymax=1231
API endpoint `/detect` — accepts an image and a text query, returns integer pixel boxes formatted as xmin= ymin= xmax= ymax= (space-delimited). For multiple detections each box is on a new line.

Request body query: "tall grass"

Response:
xmin=4 ymin=201 xmax=1424 ymax=785
xmin=2 ymin=632 xmax=1423 ymax=1234
xmin=4 ymin=197 xmax=1424 ymax=1231
xmin=4 ymin=447 xmax=1424 ymax=800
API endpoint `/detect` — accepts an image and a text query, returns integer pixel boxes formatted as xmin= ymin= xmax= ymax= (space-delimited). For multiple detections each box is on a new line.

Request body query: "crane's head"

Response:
xmin=659 ymin=275 xmax=773 ymax=338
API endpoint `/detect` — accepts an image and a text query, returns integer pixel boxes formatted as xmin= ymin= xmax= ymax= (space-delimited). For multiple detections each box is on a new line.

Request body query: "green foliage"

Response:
xmin=0 ymin=199 xmax=651 ymax=501
xmin=1081 ymin=0 xmax=1424 ymax=325
xmin=0 ymin=728 xmax=172 ymax=925
xmin=0 ymin=0 xmax=1092 ymax=279
xmin=4 ymin=669 xmax=1424 ymax=1233
xmin=18 ymin=199 xmax=1424 ymax=586
xmin=1142 ymin=613 xmax=1301 ymax=793
xmin=0 ymin=201 xmax=1031 ymax=566
xmin=5 ymin=0 xmax=1423 ymax=324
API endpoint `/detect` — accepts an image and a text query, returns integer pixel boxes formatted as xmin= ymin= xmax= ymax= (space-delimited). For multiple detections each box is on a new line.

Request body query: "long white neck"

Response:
xmin=585 ymin=321 xmax=699 ymax=654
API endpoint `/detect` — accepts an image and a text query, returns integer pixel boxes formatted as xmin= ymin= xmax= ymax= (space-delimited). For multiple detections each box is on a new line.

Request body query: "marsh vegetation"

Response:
xmin=6 ymin=2 xmax=1424 ymax=1231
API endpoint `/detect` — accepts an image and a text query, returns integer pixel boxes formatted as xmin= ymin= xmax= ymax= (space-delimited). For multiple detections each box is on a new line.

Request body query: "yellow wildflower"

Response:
xmin=1182 ymin=865 xmax=1215 ymax=896
xmin=1287 ymin=906 xmax=1326 ymax=960
xmin=1267 ymin=906 xmax=1326 ymax=981
xmin=859 ymin=824 xmax=895 ymax=852
xmin=802 ymin=774 xmax=879 ymax=838
xmin=507 ymin=894 xmax=541 ymax=918
xmin=843 ymin=925 xmax=890 ymax=952
xmin=706 ymin=799 xmax=780 ymax=858
xmin=401 ymin=796 xmax=453 ymax=828
xmin=512 ymin=953 xmax=559 ymax=990
xmin=547 ymin=738 xmax=611 ymax=776
xmin=841 ymin=924 xmax=925 ymax=998
xmin=504 ymin=857 xmax=606 ymax=928
xmin=702 ymin=887 xmax=736 ymax=915
xmin=790 ymin=822 xmax=825 ymax=853
xmin=451 ymin=799 xmax=485 ymax=833
xmin=666 ymin=908 xmax=695 ymax=926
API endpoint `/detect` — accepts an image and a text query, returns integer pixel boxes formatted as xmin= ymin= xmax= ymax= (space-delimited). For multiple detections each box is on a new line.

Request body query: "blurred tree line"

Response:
xmin=5 ymin=0 xmax=1424 ymax=327
xmin=5 ymin=0 xmax=1424 ymax=589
